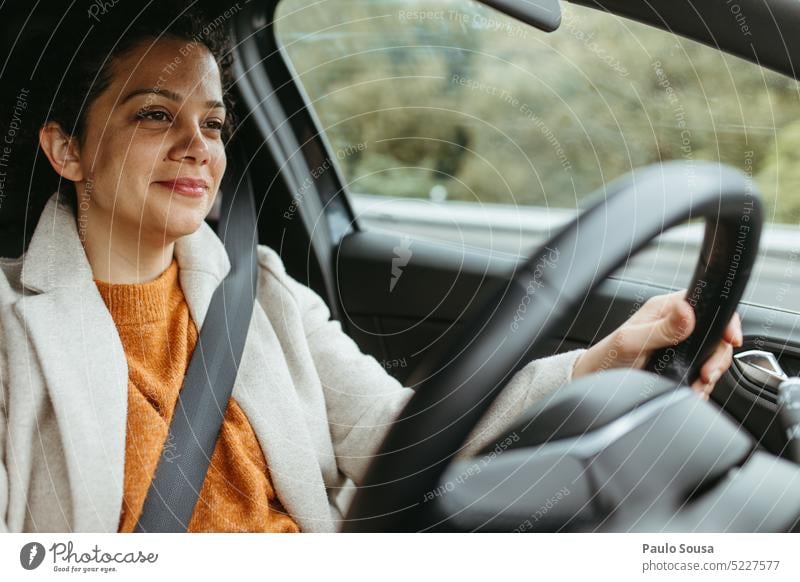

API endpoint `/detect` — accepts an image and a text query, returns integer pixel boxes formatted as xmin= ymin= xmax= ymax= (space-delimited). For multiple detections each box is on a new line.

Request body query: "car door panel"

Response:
xmin=337 ymin=228 xmax=794 ymax=457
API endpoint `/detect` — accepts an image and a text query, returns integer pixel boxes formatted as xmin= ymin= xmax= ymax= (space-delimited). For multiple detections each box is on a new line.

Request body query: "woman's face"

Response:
xmin=75 ymin=37 xmax=227 ymax=243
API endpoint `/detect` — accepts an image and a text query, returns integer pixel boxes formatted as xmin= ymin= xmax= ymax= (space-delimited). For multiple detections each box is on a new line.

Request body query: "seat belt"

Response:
xmin=135 ymin=146 xmax=258 ymax=532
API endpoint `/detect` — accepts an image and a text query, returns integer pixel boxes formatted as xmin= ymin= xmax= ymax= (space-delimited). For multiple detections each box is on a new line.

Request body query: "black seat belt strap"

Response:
xmin=135 ymin=146 xmax=258 ymax=532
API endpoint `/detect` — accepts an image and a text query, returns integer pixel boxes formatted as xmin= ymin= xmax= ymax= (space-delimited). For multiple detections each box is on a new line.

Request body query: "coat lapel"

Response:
xmin=175 ymin=223 xmax=336 ymax=532
xmin=232 ymin=307 xmax=336 ymax=532
xmin=17 ymin=193 xmax=334 ymax=531
xmin=17 ymin=194 xmax=129 ymax=531
xmin=173 ymin=219 xmax=230 ymax=328
xmin=14 ymin=192 xmax=235 ymax=532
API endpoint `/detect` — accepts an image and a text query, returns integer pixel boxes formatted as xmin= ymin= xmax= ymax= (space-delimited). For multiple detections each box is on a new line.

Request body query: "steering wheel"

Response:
xmin=342 ymin=161 xmax=762 ymax=532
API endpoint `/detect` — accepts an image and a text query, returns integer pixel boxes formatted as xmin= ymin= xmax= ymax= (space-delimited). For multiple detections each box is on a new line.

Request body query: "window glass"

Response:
xmin=276 ymin=0 xmax=798 ymax=216
xmin=274 ymin=0 xmax=800 ymax=309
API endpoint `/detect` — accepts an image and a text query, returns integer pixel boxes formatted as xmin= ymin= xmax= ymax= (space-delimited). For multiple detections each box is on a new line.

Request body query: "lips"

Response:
xmin=153 ymin=178 xmax=209 ymax=198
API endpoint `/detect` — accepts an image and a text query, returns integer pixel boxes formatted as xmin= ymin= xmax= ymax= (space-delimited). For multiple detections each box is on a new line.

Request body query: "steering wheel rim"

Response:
xmin=342 ymin=161 xmax=762 ymax=532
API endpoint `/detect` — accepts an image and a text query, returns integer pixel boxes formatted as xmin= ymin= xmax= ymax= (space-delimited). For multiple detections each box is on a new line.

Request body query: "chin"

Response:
xmin=146 ymin=204 xmax=207 ymax=240
xmin=152 ymin=194 xmax=211 ymax=235
xmin=142 ymin=186 xmax=212 ymax=235
xmin=164 ymin=212 xmax=208 ymax=238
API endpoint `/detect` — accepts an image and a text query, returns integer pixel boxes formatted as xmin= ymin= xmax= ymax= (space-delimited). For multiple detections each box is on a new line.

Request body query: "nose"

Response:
xmin=167 ymin=124 xmax=211 ymax=166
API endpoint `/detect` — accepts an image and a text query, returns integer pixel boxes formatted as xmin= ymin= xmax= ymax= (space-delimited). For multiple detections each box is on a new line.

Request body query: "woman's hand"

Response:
xmin=571 ymin=290 xmax=743 ymax=399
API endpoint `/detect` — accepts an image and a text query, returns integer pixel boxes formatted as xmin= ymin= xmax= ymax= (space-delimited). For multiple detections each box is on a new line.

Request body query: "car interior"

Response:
xmin=2 ymin=0 xmax=800 ymax=532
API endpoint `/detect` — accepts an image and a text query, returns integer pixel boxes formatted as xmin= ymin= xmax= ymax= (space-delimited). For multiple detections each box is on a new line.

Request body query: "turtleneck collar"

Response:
xmin=94 ymin=259 xmax=181 ymax=326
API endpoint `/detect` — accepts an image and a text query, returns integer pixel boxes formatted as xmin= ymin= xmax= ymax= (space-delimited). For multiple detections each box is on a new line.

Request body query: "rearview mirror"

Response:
xmin=478 ymin=0 xmax=561 ymax=32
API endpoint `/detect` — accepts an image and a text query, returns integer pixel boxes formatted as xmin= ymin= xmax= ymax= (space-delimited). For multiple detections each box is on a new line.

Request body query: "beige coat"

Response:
xmin=0 ymin=192 xmax=582 ymax=532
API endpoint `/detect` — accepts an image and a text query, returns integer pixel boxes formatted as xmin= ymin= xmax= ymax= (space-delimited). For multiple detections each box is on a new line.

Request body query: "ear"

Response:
xmin=38 ymin=121 xmax=84 ymax=182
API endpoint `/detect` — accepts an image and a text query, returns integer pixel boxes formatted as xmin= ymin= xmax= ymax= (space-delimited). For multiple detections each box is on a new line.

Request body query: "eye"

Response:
xmin=204 ymin=118 xmax=225 ymax=132
xmin=134 ymin=107 xmax=173 ymax=123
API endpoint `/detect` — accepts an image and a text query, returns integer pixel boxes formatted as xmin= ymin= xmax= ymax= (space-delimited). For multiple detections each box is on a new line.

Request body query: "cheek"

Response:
xmin=89 ymin=131 xmax=165 ymax=195
xmin=124 ymin=135 xmax=169 ymax=182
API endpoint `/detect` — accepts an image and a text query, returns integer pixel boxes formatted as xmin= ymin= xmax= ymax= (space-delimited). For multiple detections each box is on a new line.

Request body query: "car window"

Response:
xmin=273 ymin=0 xmax=800 ymax=310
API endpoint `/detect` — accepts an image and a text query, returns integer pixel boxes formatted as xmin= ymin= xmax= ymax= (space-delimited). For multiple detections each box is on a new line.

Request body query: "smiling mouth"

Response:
xmin=153 ymin=178 xmax=209 ymax=198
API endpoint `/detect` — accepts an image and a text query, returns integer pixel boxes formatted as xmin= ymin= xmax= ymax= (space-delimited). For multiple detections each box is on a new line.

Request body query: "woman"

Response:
xmin=0 ymin=5 xmax=740 ymax=533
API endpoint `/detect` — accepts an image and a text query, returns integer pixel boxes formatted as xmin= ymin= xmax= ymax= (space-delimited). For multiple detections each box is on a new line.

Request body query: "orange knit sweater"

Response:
xmin=95 ymin=259 xmax=300 ymax=533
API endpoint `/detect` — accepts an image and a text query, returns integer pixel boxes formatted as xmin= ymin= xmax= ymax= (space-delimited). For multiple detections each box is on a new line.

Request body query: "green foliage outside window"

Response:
xmin=276 ymin=0 xmax=800 ymax=224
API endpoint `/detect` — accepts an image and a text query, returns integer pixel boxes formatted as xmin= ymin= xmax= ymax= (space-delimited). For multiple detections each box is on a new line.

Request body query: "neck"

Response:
xmin=79 ymin=207 xmax=176 ymax=284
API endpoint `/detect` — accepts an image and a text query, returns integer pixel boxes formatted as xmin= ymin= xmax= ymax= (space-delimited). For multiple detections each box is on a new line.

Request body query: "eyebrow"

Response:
xmin=121 ymin=87 xmax=225 ymax=110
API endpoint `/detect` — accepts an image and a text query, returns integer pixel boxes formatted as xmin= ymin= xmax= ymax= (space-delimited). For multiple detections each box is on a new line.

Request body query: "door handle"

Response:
xmin=733 ymin=349 xmax=788 ymax=390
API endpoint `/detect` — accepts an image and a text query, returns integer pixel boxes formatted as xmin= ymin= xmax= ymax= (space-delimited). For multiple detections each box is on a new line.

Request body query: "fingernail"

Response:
xmin=709 ymin=369 xmax=721 ymax=384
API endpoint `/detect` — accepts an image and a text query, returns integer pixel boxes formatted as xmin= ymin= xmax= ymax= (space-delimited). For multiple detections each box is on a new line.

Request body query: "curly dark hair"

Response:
xmin=2 ymin=0 xmax=237 ymax=228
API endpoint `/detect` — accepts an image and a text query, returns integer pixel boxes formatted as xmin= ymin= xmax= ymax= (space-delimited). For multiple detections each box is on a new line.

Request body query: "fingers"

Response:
xmin=608 ymin=295 xmax=696 ymax=370
xmin=698 ymin=340 xmax=734 ymax=385
xmin=723 ymin=312 xmax=744 ymax=348
xmin=636 ymin=293 xmax=742 ymax=355
xmin=597 ymin=290 xmax=743 ymax=383
xmin=643 ymin=296 xmax=695 ymax=350
xmin=631 ymin=290 xmax=686 ymax=324
xmin=692 ymin=340 xmax=734 ymax=400
xmin=691 ymin=378 xmax=713 ymax=400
